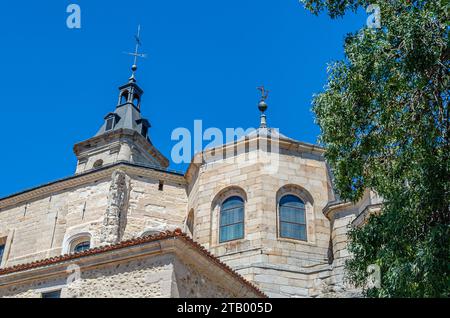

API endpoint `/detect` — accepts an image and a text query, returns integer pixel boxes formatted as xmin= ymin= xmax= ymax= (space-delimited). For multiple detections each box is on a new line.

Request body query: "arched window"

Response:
xmin=219 ymin=196 xmax=244 ymax=243
xmin=66 ymin=234 xmax=92 ymax=254
xmin=141 ymin=125 xmax=148 ymax=138
xmin=73 ymin=241 xmax=90 ymax=253
xmin=120 ymin=92 xmax=129 ymax=105
xmin=279 ymin=195 xmax=307 ymax=241
xmin=132 ymin=95 xmax=140 ymax=107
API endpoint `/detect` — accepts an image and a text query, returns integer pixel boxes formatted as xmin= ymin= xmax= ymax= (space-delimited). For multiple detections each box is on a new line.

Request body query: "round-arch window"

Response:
xmin=73 ymin=241 xmax=90 ymax=253
xmin=133 ymin=95 xmax=140 ymax=107
xmin=120 ymin=92 xmax=129 ymax=104
xmin=219 ymin=196 xmax=244 ymax=243
xmin=279 ymin=195 xmax=307 ymax=241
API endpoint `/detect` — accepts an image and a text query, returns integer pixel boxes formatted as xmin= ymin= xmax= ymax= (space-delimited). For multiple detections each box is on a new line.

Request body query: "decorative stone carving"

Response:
xmin=100 ymin=170 xmax=130 ymax=244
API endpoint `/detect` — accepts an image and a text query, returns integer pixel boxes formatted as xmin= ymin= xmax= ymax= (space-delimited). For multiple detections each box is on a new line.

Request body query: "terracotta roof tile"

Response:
xmin=0 ymin=229 xmax=266 ymax=298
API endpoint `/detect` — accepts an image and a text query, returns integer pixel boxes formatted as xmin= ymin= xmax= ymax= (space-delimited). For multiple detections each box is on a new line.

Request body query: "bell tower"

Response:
xmin=117 ymin=24 xmax=146 ymax=111
xmin=73 ymin=26 xmax=169 ymax=174
xmin=117 ymin=74 xmax=144 ymax=110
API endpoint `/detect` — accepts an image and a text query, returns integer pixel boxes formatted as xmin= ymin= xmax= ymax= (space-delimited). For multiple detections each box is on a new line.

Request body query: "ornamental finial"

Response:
xmin=124 ymin=25 xmax=147 ymax=82
xmin=257 ymin=86 xmax=269 ymax=128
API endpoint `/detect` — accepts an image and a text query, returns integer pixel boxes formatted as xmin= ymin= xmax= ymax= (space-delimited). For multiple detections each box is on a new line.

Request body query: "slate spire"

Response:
xmin=96 ymin=26 xmax=150 ymax=139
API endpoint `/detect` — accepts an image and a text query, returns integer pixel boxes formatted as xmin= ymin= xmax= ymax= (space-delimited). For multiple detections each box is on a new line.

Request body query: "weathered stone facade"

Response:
xmin=100 ymin=170 xmax=130 ymax=244
xmin=0 ymin=165 xmax=188 ymax=267
xmin=0 ymin=71 xmax=380 ymax=298
xmin=0 ymin=233 xmax=264 ymax=298
xmin=183 ymin=135 xmax=370 ymax=298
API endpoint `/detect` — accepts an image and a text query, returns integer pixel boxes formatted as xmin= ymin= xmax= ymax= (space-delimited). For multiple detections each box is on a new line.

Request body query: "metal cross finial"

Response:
xmin=124 ymin=25 xmax=147 ymax=79
xmin=257 ymin=86 xmax=269 ymax=101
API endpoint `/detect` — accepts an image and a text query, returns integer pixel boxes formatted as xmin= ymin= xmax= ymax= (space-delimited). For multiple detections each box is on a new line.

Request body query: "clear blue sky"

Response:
xmin=0 ymin=1 xmax=366 ymax=197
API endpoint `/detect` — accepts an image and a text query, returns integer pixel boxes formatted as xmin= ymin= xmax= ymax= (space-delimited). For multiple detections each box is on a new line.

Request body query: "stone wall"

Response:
xmin=186 ymin=141 xmax=336 ymax=297
xmin=124 ymin=175 xmax=187 ymax=239
xmin=322 ymin=190 xmax=382 ymax=297
xmin=0 ymin=165 xmax=188 ymax=268
xmin=0 ymin=239 xmax=263 ymax=298
xmin=74 ymin=131 xmax=168 ymax=175
xmin=0 ymin=179 xmax=111 ymax=267
xmin=0 ymin=254 xmax=174 ymax=298
xmin=0 ymin=139 xmax=371 ymax=298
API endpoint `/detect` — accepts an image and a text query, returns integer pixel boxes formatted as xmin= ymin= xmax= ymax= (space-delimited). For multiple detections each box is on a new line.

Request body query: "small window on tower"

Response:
xmin=120 ymin=92 xmax=129 ymax=105
xmin=141 ymin=125 xmax=148 ymax=138
xmin=133 ymin=95 xmax=140 ymax=107
xmin=106 ymin=117 xmax=115 ymax=131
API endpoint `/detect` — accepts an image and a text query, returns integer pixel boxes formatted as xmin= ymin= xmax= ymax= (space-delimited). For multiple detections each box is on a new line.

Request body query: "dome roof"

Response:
xmin=242 ymin=127 xmax=295 ymax=142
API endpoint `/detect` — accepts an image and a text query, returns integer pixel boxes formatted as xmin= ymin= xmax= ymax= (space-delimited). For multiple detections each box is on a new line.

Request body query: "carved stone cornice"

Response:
xmin=185 ymin=135 xmax=325 ymax=183
xmin=73 ymin=128 xmax=169 ymax=169
xmin=0 ymin=162 xmax=186 ymax=210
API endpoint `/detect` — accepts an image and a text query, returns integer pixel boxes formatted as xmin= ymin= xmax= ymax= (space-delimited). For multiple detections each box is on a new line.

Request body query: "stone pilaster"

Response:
xmin=100 ymin=170 xmax=130 ymax=244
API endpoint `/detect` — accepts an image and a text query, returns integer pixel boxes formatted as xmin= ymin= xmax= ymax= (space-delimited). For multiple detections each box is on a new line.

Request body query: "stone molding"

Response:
xmin=100 ymin=170 xmax=130 ymax=244
xmin=73 ymin=128 xmax=169 ymax=169
xmin=185 ymin=135 xmax=326 ymax=184
xmin=0 ymin=163 xmax=186 ymax=210
xmin=0 ymin=230 xmax=266 ymax=298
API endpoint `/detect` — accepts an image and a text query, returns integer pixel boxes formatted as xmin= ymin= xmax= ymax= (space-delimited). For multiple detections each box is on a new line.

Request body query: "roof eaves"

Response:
xmin=0 ymin=161 xmax=184 ymax=205
xmin=0 ymin=229 xmax=267 ymax=298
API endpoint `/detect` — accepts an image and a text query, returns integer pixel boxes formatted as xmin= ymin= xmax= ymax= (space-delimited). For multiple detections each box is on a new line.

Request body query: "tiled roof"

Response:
xmin=0 ymin=229 xmax=267 ymax=298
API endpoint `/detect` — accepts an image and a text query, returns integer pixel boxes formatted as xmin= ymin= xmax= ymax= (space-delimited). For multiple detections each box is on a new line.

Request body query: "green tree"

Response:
xmin=301 ymin=0 xmax=450 ymax=297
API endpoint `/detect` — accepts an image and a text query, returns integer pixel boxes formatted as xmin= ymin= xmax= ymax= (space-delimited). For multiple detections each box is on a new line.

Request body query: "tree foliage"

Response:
xmin=301 ymin=0 xmax=450 ymax=297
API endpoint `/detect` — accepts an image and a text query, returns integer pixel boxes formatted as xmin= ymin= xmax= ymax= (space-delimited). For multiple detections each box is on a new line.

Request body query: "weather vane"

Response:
xmin=257 ymin=86 xmax=269 ymax=128
xmin=124 ymin=25 xmax=147 ymax=80
xmin=257 ymin=86 xmax=269 ymax=102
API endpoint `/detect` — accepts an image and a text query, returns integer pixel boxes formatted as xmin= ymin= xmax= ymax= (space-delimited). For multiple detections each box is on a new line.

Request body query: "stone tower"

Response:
xmin=184 ymin=91 xmax=341 ymax=297
xmin=73 ymin=70 xmax=169 ymax=174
